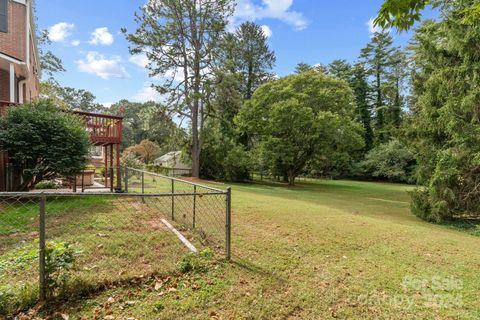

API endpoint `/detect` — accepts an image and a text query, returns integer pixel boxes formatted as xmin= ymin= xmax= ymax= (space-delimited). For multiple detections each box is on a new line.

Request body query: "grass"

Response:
xmin=0 ymin=195 xmax=191 ymax=316
xmin=4 ymin=178 xmax=480 ymax=319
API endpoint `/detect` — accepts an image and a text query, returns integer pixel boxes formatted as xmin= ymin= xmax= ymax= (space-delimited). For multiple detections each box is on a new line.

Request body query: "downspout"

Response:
xmin=9 ymin=63 xmax=15 ymax=103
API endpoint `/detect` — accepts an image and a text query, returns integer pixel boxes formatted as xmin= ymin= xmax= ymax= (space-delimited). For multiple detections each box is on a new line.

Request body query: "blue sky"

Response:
xmin=36 ymin=0 xmax=431 ymax=107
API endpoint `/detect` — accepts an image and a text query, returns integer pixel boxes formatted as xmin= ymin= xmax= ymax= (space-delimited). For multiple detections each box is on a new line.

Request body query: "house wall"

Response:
xmin=0 ymin=0 xmax=26 ymax=62
xmin=0 ymin=0 xmax=39 ymax=191
xmin=0 ymin=0 xmax=39 ymax=103
xmin=24 ymin=32 xmax=39 ymax=100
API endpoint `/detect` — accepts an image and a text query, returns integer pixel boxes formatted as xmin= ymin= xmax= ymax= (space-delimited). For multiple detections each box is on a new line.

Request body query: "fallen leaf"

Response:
xmin=154 ymin=282 xmax=163 ymax=291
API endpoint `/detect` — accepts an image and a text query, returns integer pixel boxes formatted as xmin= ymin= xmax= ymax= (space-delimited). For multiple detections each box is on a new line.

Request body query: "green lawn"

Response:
xmin=39 ymin=179 xmax=480 ymax=320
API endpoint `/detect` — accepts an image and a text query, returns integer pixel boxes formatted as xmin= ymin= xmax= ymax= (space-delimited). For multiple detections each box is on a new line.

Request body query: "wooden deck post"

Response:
xmin=104 ymin=145 xmax=108 ymax=188
xmin=116 ymin=143 xmax=121 ymax=192
xmin=110 ymin=144 xmax=114 ymax=192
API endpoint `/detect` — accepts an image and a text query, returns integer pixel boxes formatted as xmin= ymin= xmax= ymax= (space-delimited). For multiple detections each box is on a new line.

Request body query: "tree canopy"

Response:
xmin=236 ymin=71 xmax=364 ymax=185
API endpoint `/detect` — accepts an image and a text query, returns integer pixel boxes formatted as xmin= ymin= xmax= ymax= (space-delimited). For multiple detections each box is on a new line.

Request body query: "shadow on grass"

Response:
xmin=440 ymin=218 xmax=480 ymax=237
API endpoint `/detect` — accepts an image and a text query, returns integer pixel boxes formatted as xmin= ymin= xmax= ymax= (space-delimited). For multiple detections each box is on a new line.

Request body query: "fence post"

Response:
xmin=141 ymin=171 xmax=145 ymax=194
xmin=225 ymin=187 xmax=232 ymax=261
xmin=171 ymin=180 xmax=175 ymax=221
xmin=193 ymin=185 xmax=196 ymax=228
xmin=39 ymin=194 xmax=47 ymax=301
xmin=124 ymin=167 xmax=129 ymax=193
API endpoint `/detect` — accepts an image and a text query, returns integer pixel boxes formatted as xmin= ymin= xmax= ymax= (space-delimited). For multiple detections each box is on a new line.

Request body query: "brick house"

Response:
xmin=0 ymin=0 xmax=39 ymax=106
xmin=0 ymin=0 xmax=40 ymax=191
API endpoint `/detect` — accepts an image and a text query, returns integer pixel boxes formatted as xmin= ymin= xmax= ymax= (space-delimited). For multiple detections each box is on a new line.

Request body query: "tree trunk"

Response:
xmin=191 ymin=101 xmax=200 ymax=178
xmin=288 ymin=171 xmax=296 ymax=187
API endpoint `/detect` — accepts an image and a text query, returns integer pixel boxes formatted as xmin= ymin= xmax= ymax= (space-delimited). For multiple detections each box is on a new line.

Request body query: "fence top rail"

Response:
xmin=127 ymin=167 xmax=226 ymax=193
xmin=0 ymin=191 xmax=227 ymax=197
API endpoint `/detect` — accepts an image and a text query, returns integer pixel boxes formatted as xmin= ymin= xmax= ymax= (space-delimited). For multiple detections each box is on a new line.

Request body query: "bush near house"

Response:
xmin=0 ymin=100 xmax=91 ymax=191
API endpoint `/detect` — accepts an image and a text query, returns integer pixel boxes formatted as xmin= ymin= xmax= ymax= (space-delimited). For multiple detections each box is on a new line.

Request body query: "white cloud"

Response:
xmin=48 ymin=22 xmax=75 ymax=42
xmin=76 ymin=52 xmax=129 ymax=79
xmin=71 ymin=40 xmax=80 ymax=46
xmin=102 ymin=102 xmax=114 ymax=108
xmin=233 ymin=0 xmax=307 ymax=31
xmin=367 ymin=18 xmax=390 ymax=34
xmin=129 ymin=53 xmax=149 ymax=68
xmin=133 ymin=85 xmax=162 ymax=102
xmin=89 ymin=27 xmax=114 ymax=46
xmin=261 ymin=25 xmax=272 ymax=37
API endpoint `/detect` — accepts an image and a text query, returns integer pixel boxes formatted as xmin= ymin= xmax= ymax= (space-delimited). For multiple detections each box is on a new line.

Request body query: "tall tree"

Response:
xmin=351 ymin=63 xmax=374 ymax=151
xmin=295 ymin=62 xmax=327 ymax=74
xmin=232 ymin=22 xmax=276 ymax=100
xmin=385 ymin=50 xmax=409 ymax=129
xmin=236 ymin=70 xmax=364 ymax=186
xmin=408 ymin=0 xmax=480 ymax=221
xmin=124 ymin=0 xmax=234 ymax=178
xmin=327 ymin=60 xmax=352 ymax=82
xmin=359 ymin=32 xmax=397 ymax=143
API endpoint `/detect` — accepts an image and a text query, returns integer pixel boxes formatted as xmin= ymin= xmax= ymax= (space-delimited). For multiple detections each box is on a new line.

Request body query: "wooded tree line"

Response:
xmin=35 ymin=0 xmax=480 ymax=222
xmin=122 ymin=0 xmax=416 ymax=186
xmin=124 ymin=0 xmax=480 ymax=222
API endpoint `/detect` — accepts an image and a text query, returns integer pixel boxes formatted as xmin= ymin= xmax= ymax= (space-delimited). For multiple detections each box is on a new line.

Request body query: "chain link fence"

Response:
xmin=0 ymin=169 xmax=230 ymax=316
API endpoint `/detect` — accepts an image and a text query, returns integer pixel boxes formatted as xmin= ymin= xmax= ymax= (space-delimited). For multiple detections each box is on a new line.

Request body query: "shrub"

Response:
xmin=360 ymin=139 xmax=416 ymax=184
xmin=0 ymin=100 xmax=91 ymax=191
xmin=34 ymin=181 xmax=58 ymax=190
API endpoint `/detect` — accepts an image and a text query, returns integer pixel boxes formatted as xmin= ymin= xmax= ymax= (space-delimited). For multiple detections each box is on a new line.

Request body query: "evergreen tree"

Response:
xmin=327 ymin=60 xmax=353 ymax=82
xmin=232 ymin=22 xmax=276 ymax=100
xmin=408 ymin=0 xmax=480 ymax=221
xmin=295 ymin=62 xmax=313 ymax=74
xmin=359 ymin=32 xmax=397 ymax=143
xmin=385 ymin=50 xmax=408 ymax=129
xmin=351 ymin=63 xmax=374 ymax=151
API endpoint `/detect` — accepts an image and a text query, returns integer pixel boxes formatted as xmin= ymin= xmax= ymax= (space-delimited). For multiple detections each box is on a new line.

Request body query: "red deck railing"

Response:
xmin=73 ymin=111 xmax=123 ymax=145
xmin=0 ymin=103 xmax=123 ymax=145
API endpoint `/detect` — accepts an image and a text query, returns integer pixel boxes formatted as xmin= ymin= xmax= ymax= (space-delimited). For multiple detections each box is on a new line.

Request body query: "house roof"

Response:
xmin=155 ymin=151 xmax=182 ymax=163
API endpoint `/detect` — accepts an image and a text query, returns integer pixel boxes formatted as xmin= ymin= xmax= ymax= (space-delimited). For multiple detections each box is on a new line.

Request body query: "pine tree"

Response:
xmin=408 ymin=0 xmax=480 ymax=221
xmin=327 ymin=60 xmax=353 ymax=82
xmin=233 ymin=22 xmax=276 ymax=100
xmin=351 ymin=63 xmax=374 ymax=151
xmin=359 ymin=32 xmax=396 ymax=144
xmin=385 ymin=50 xmax=408 ymax=129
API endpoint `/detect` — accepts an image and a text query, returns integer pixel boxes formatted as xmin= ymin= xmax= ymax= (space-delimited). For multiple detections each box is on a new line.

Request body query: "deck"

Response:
xmin=73 ymin=111 xmax=123 ymax=146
